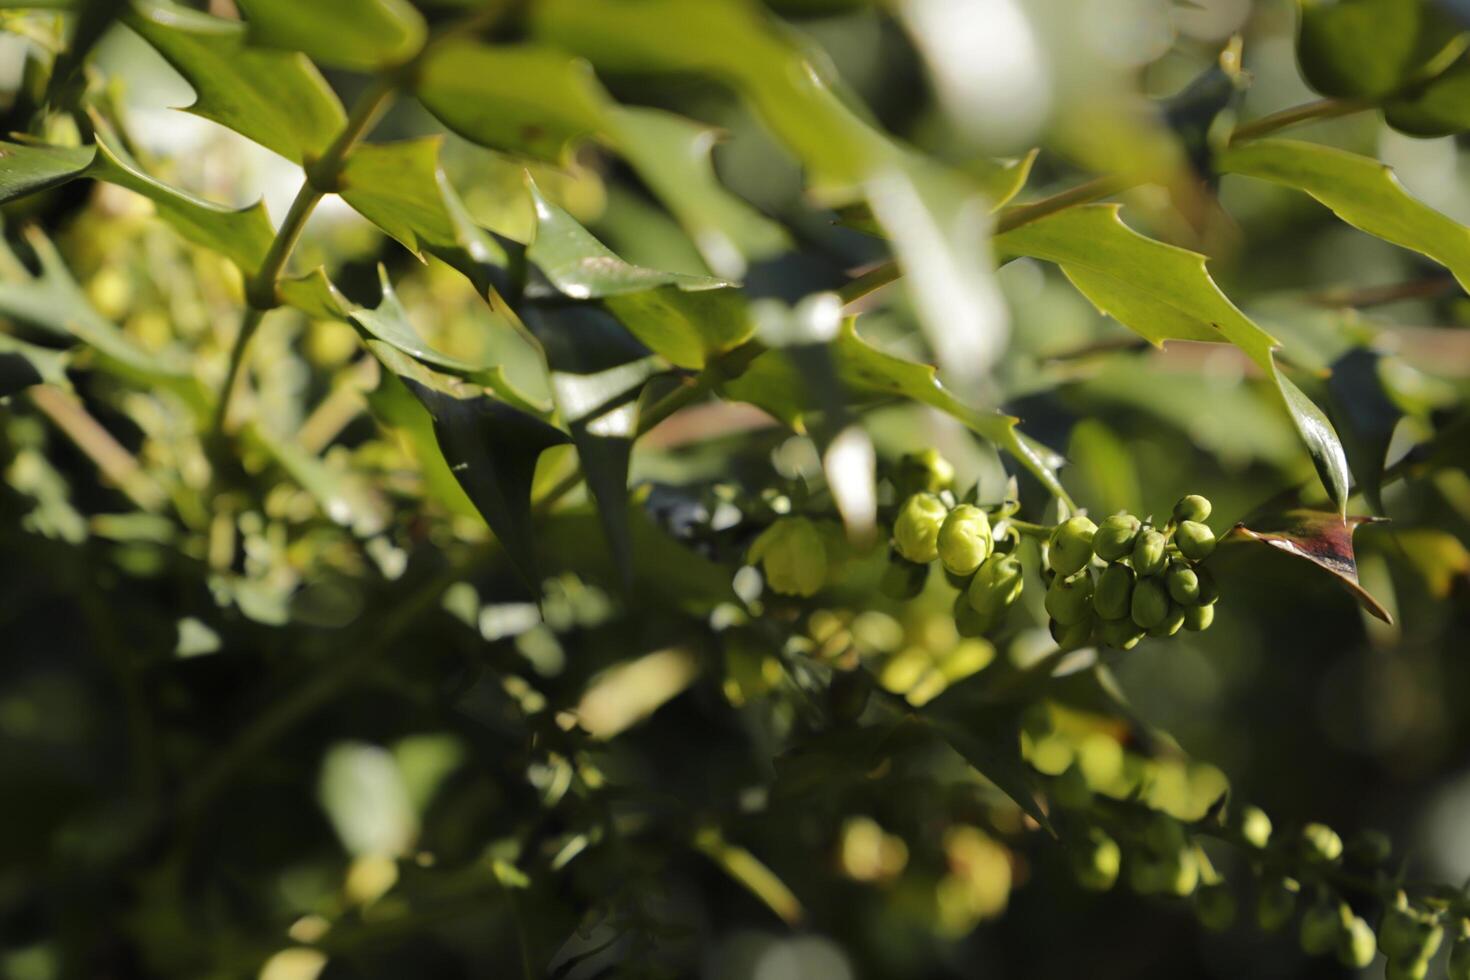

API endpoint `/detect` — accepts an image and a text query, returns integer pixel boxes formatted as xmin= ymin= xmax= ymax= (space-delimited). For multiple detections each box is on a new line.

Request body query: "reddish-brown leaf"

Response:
xmin=1227 ymin=509 xmax=1392 ymax=623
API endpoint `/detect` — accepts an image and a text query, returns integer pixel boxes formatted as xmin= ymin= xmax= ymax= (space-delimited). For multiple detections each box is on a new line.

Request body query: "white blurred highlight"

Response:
xmin=824 ymin=426 xmax=877 ymax=549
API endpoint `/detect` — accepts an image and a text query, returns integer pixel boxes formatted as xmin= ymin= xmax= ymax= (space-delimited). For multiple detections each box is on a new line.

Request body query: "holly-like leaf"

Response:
xmin=362 ymin=363 xmax=479 ymax=520
xmin=607 ymin=107 xmax=789 ymax=279
xmin=721 ymin=319 xmax=1070 ymax=504
xmin=125 ymin=0 xmax=346 ymax=165
xmin=1385 ymin=57 xmax=1470 ymax=135
xmin=413 ymin=41 xmax=608 ymax=164
xmin=1216 ymin=139 xmax=1470 ymax=293
xmin=88 ymin=136 xmax=274 ymax=278
xmin=1327 ymin=348 xmax=1403 ymax=513
xmin=1296 ymin=0 xmax=1465 ymax=102
xmin=337 ymin=139 xmax=513 ymax=296
xmin=525 ymin=182 xmax=753 ymax=370
xmin=235 ymin=0 xmax=425 ymax=71
xmin=1227 ymin=509 xmax=1391 ymax=622
xmin=278 ymin=268 xmax=352 ymax=320
xmin=923 ymin=683 xmax=1052 ymax=834
xmin=997 ymin=204 xmax=1351 ymax=515
xmin=0 ymin=333 xmax=70 ymax=397
xmin=0 ymin=139 xmax=94 ymax=203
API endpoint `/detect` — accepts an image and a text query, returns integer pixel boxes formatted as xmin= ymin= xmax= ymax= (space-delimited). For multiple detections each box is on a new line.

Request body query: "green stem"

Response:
xmin=1227 ymin=97 xmax=1368 ymax=145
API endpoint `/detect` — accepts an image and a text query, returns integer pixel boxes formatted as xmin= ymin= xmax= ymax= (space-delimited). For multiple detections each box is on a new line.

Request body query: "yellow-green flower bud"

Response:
xmin=1380 ymin=898 xmax=1443 ymax=964
xmin=1166 ymin=561 xmax=1201 ymax=605
xmin=1130 ymin=846 xmax=1198 ymax=897
xmin=1072 ymin=828 xmax=1121 ymax=891
xmin=1338 ymin=915 xmax=1376 ymax=969
xmin=1148 ymin=603 xmax=1186 ymax=638
xmin=1387 ymin=958 xmax=1432 ymax=980
xmin=1257 ymin=876 xmax=1297 ymax=932
xmin=1176 ymin=520 xmax=1217 ymax=560
xmin=1144 ymin=813 xmax=1187 ymax=855
xmin=1347 ymin=829 xmax=1391 ymax=866
xmin=1097 ymin=617 xmax=1146 ymax=651
xmin=1048 ymin=516 xmax=1097 ymax=576
xmin=748 ymin=517 xmax=827 ymax=596
xmin=1301 ymin=822 xmax=1343 ymax=863
xmin=1301 ymin=901 xmax=1343 ymax=956
xmin=893 ymin=492 xmax=947 ymax=564
xmin=953 ymin=594 xmax=995 ymax=638
xmin=880 ymin=553 xmax=930 ymax=599
xmin=1132 ymin=528 xmax=1168 ymax=577
xmin=1239 ymin=805 xmax=1272 ymax=849
xmin=937 ymin=504 xmax=992 ymax=576
xmin=1174 ymin=494 xmax=1212 ymax=523
xmin=1046 ymin=573 xmax=1095 ymax=627
xmin=1184 ymin=603 xmax=1214 ymax=632
xmin=1196 ymin=883 xmax=1237 ymax=932
xmin=1050 ymin=615 xmax=1095 ymax=651
xmin=1130 ymin=577 xmax=1171 ymax=630
xmin=1093 ymin=513 xmax=1141 ymax=561
xmin=1051 ymin=762 xmax=1092 ymax=809
xmin=1093 ymin=563 xmax=1135 ymax=620
xmin=968 ymin=554 xmax=1024 ymax=614
xmin=897 ymin=448 xmax=954 ymax=495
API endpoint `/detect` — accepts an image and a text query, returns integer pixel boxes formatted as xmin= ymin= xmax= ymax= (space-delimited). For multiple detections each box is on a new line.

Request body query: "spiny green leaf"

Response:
xmin=235 ymin=0 xmax=425 ymax=71
xmin=1216 ymin=139 xmax=1470 ymax=293
xmin=125 ymin=0 xmax=346 ymax=165
xmin=413 ymin=41 xmax=607 ymax=164
xmin=278 ymin=268 xmax=352 ymax=320
xmin=1296 ymin=0 xmax=1466 ymax=102
xmin=362 ymin=361 xmax=479 ymax=520
xmin=0 ymin=332 xmax=70 ymax=397
xmin=721 ymin=319 xmax=1070 ymax=503
xmin=88 ymin=136 xmax=274 ymax=278
xmin=338 ymin=138 xmax=513 ymax=297
xmin=607 ymin=107 xmax=789 ymax=278
xmin=997 ymin=204 xmax=1351 ymax=515
xmin=0 ymin=139 xmax=94 ymax=203
xmin=1228 ymin=509 xmax=1391 ymax=622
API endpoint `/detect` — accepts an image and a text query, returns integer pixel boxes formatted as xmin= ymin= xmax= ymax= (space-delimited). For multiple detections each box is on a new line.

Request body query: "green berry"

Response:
xmin=1257 ymin=876 xmax=1297 ymax=932
xmin=1096 ymin=616 xmax=1146 ymax=651
xmin=1380 ymin=897 xmax=1443 ymax=963
xmin=748 ymin=517 xmax=827 ymax=596
xmin=1130 ymin=576 xmax=1171 ymax=630
xmin=1148 ymin=603 xmax=1186 ymax=637
xmin=1347 ymin=829 xmax=1392 ymax=867
xmin=1093 ymin=513 xmax=1141 ymax=561
xmin=1051 ymin=762 xmax=1092 ymax=809
xmin=1049 ymin=615 xmax=1095 ymax=651
xmin=1072 ymin=828 xmax=1121 ymax=891
xmin=1144 ymin=813 xmax=1187 ymax=855
xmin=1239 ymin=805 xmax=1272 ymax=849
xmin=1093 ymin=563 xmax=1135 ymax=620
xmin=937 ymin=504 xmax=992 ymax=576
xmin=1130 ymin=846 xmax=1197 ymax=897
xmin=968 ymin=554 xmax=1024 ymax=614
xmin=1387 ymin=959 xmax=1431 ymax=980
xmin=897 ymin=448 xmax=954 ymax=495
xmin=1301 ymin=822 xmax=1343 ymax=863
xmin=1132 ymin=528 xmax=1167 ymax=577
xmin=893 ymin=493 xmax=947 ymax=564
xmin=1176 ymin=520 xmax=1217 ymax=560
xmin=1048 ymin=516 xmax=1097 ymax=577
xmin=1337 ymin=915 xmax=1376 ymax=969
xmin=880 ymin=552 xmax=930 ymax=599
xmin=1174 ymin=494 xmax=1212 ymax=523
xmin=1301 ymin=900 xmax=1343 ymax=956
xmin=1166 ymin=561 xmax=1201 ymax=605
xmin=953 ymin=593 xmax=995 ymax=638
xmin=1195 ymin=883 xmax=1237 ymax=932
xmin=1183 ymin=603 xmax=1215 ymax=632
xmin=1046 ymin=573 xmax=1095 ymax=627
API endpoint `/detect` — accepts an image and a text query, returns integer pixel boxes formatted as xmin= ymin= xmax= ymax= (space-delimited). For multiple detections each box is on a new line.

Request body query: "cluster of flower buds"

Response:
xmin=1045 ymin=494 xmax=1219 ymax=651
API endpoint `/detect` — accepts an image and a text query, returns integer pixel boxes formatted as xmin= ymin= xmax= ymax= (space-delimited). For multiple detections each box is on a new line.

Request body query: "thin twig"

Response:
xmin=29 ymin=386 xmax=167 ymax=511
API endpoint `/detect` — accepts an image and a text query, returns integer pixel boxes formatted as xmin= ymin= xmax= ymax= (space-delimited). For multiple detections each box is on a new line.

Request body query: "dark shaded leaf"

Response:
xmin=1296 ymin=0 xmax=1464 ymax=102
xmin=0 ymin=333 xmax=70 ymax=397
xmin=0 ymin=140 xmax=94 ymax=203
xmin=1327 ymin=348 xmax=1402 ymax=513
xmin=1227 ymin=509 xmax=1392 ymax=622
xmin=922 ymin=686 xmax=1052 ymax=834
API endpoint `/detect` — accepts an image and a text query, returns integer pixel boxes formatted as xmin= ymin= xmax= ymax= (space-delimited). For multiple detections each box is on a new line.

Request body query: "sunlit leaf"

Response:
xmin=338 ymin=138 xmax=513 ymax=297
xmin=235 ymin=0 xmax=425 ymax=71
xmin=1227 ymin=509 xmax=1391 ymax=623
xmin=0 ymin=139 xmax=94 ymax=203
xmin=1380 ymin=528 xmax=1470 ymax=598
xmin=125 ymin=0 xmax=346 ymax=165
xmin=1217 ymin=139 xmax=1470 ymax=293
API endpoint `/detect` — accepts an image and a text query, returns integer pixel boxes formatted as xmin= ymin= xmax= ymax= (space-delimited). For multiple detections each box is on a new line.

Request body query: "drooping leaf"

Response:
xmin=337 ymin=139 xmax=513 ymax=296
xmin=125 ymin=0 xmax=346 ymax=165
xmin=349 ymin=268 xmax=550 ymax=415
xmin=1216 ymin=139 xmax=1470 ymax=292
xmin=413 ymin=41 xmax=608 ymax=164
xmin=1296 ymin=0 xmax=1465 ymax=102
xmin=235 ymin=0 xmax=425 ymax=71
xmin=1227 ymin=509 xmax=1391 ymax=622
xmin=607 ymin=107 xmax=789 ymax=279
xmin=88 ymin=136 xmax=275 ymax=278
xmin=0 ymin=139 xmax=94 ymax=203
xmin=520 ymin=303 xmax=661 ymax=590
xmin=721 ymin=319 xmax=1071 ymax=504
xmin=525 ymin=182 xmax=753 ymax=370
xmin=403 ymin=378 xmax=571 ymax=589
xmin=997 ymin=204 xmax=1351 ymax=515
xmin=0 ymin=333 xmax=70 ymax=397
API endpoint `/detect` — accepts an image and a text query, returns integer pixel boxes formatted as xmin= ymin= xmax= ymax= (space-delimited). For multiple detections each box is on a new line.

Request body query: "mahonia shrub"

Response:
xmin=2 ymin=0 xmax=1470 ymax=977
